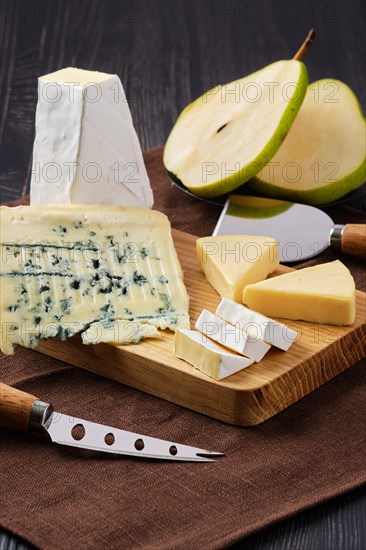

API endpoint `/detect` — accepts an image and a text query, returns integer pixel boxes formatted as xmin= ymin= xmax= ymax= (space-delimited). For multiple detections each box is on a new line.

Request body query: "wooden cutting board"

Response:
xmin=36 ymin=228 xmax=366 ymax=426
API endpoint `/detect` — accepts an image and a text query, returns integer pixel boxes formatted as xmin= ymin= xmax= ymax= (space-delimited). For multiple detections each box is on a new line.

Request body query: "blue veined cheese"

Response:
xmin=30 ymin=68 xmax=153 ymax=208
xmin=0 ymin=205 xmax=189 ymax=355
xmin=81 ymin=320 xmax=161 ymax=345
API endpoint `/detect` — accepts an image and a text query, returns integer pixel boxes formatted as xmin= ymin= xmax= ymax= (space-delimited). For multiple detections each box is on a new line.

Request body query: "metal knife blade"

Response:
xmin=0 ymin=383 xmax=224 ymax=462
xmin=213 ymin=195 xmax=366 ymax=262
xmin=43 ymin=411 xmax=223 ymax=461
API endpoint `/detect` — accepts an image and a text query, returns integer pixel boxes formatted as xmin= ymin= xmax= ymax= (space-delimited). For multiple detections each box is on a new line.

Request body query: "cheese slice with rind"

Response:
xmin=195 ymin=309 xmax=270 ymax=362
xmin=196 ymin=235 xmax=279 ymax=302
xmin=216 ymin=298 xmax=298 ymax=351
xmin=174 ymin=329 xmax=253 ymax=380
xmin=242 ymin=261 xmax=356 ymax=325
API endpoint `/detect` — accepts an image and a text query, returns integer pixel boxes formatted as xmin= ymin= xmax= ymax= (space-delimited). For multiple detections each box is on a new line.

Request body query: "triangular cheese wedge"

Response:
xmin=242 ymin=260 xmax=356 ymax=325
xmin=196 ymin=235 xmax=279 ymax=302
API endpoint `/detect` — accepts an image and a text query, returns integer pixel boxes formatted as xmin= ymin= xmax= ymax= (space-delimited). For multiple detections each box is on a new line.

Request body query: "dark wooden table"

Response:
xmin=1 ymin=1 xmax=365 ymax=549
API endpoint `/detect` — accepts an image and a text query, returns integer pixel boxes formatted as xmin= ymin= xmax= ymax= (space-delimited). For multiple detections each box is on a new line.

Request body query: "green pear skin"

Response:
xmin=164 ymin=60 xmax=308 ymax=198
xmin=250 ymin=79 xmax=366 ymax=205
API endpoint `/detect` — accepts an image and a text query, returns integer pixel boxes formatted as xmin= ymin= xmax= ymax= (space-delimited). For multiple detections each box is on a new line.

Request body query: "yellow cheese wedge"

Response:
xmin=242 ymin=261 xmax=356 ymax=325
xmin=196 ymin=235 xmax=279 ymax=302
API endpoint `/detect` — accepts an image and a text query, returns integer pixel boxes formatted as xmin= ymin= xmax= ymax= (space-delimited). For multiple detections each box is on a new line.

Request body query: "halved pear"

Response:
xmin=164 ymin=60 xmax=308 ymax=198
xmin=250 ymin=80 xmax=366 ymax=205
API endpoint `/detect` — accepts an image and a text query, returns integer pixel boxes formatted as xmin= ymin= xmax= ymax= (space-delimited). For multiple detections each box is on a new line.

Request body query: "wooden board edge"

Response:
xmin=37 ymin=316 xmax=366 ymax=426
xmin=239 ymin=322 xmax=366 ymax=425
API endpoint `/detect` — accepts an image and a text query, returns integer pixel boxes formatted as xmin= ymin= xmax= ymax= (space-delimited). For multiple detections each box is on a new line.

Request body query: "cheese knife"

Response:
xmin=213 ymin=195 xmax=366 ymax=262
xmin=0 ymin=383 xmax=224 ymax=462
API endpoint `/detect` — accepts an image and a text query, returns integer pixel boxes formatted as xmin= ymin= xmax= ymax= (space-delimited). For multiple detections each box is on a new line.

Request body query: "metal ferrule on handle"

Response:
xmin=330 ymin=223 xmax=366 ymax=257
xmin=28 ymin=400 xmax=54 ymax=433
xmin=330 ymin=224 xmax=345 ymax=252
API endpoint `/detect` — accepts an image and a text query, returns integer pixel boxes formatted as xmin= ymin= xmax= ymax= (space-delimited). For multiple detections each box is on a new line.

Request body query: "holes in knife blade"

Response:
xmin=71 ymin=424 xmax=85 ymax=441
xmin=169 ymin=445 xmax=178 ymax=456
xmin=104 ymin=433 xmax=115 ymax=446
xmin=134 ymin=438 xmax=145 ymax=451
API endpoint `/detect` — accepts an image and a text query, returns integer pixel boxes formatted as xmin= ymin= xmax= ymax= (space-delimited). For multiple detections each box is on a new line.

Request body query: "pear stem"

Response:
xmin=293 ymin=29 xmax=316 ymax=60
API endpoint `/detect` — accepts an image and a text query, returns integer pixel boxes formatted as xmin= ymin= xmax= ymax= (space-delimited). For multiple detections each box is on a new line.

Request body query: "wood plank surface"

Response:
xmin=36 ymin=229 xmax=366 ymax=426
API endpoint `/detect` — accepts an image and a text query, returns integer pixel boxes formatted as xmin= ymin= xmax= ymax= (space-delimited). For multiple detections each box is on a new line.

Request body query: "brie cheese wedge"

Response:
xmin=174 ymin=329 xmax=253 ymax=380
xmin=195 ymin=309 xmax=271 ymax=362
xmin=30 ymin=67 xmax=153 ymax=208
xmin=216 ymin=298 xmax=298 ymax=351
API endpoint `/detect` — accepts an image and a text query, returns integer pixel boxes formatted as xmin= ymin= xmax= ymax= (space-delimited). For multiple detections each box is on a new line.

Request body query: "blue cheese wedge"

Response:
xmin=30 ymin=68 xmax=153 ymax=208
xmin=174 ymin=329 xmax=253 ymax=380
xmin=0 ymin=205 xmax=189 ymax=355
xmin=216 ymin=298 xmax=298 ymax=351
xmin=195 ymin=309 xmax=270 ymax=362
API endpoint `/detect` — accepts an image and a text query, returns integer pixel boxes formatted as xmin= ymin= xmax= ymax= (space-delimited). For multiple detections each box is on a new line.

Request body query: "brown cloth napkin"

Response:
xmin=1 ymin=148 xmax=366 ymax=550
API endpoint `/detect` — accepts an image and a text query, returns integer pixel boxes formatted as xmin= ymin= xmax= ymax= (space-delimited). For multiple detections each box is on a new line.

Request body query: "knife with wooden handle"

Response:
xmin=0 ymin=383 xmax=224 ymax=462
xmin=214 ymin=195 xmax=366 ymax=262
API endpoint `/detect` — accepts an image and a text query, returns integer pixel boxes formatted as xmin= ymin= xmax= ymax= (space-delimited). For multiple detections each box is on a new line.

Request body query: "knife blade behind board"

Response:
xmin=213 ymin=195 xmax=366 ymax=262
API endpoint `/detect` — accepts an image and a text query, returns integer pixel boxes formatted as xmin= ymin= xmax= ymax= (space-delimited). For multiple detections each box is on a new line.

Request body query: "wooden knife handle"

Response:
xmin=341 ymin=224 xmax=366 ymax=257
xmin=0 ymin=382 xmax=38 ymax=431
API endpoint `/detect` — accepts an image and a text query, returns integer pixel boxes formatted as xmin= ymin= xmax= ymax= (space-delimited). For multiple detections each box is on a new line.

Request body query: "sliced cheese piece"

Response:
xmin=195 ymin=309 xmax=270 ymax=362
xmin=196 ymin=235 xmax=279 ymax=302
xmin=81 ymin=320 xmax=160 ymax=345
xmin=0 ymin=205 xmax=189 ymax=355
xmin=216 ymin=298 xmax=298 ymax=351
xmin=30 ymin=67 xmax=153 ymax=208
xmin=242 ymin=261 xmax=356 ymax=325
xmin=174 ymin=329 xmax=253 ymax=380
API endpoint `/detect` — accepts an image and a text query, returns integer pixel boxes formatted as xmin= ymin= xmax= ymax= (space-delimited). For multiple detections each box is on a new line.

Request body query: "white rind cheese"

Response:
xmin=195 ymin=309 xmax=270 ymax=362
xmin=30 ymin=68 xmax=153 ymax=208
xmin=0 ymin=205 xmax=189 ymax=355
xmin=174 ymin=329 xmax=253 ymax=380
xmin=216 ymin=298 xmax=298 ymax=351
